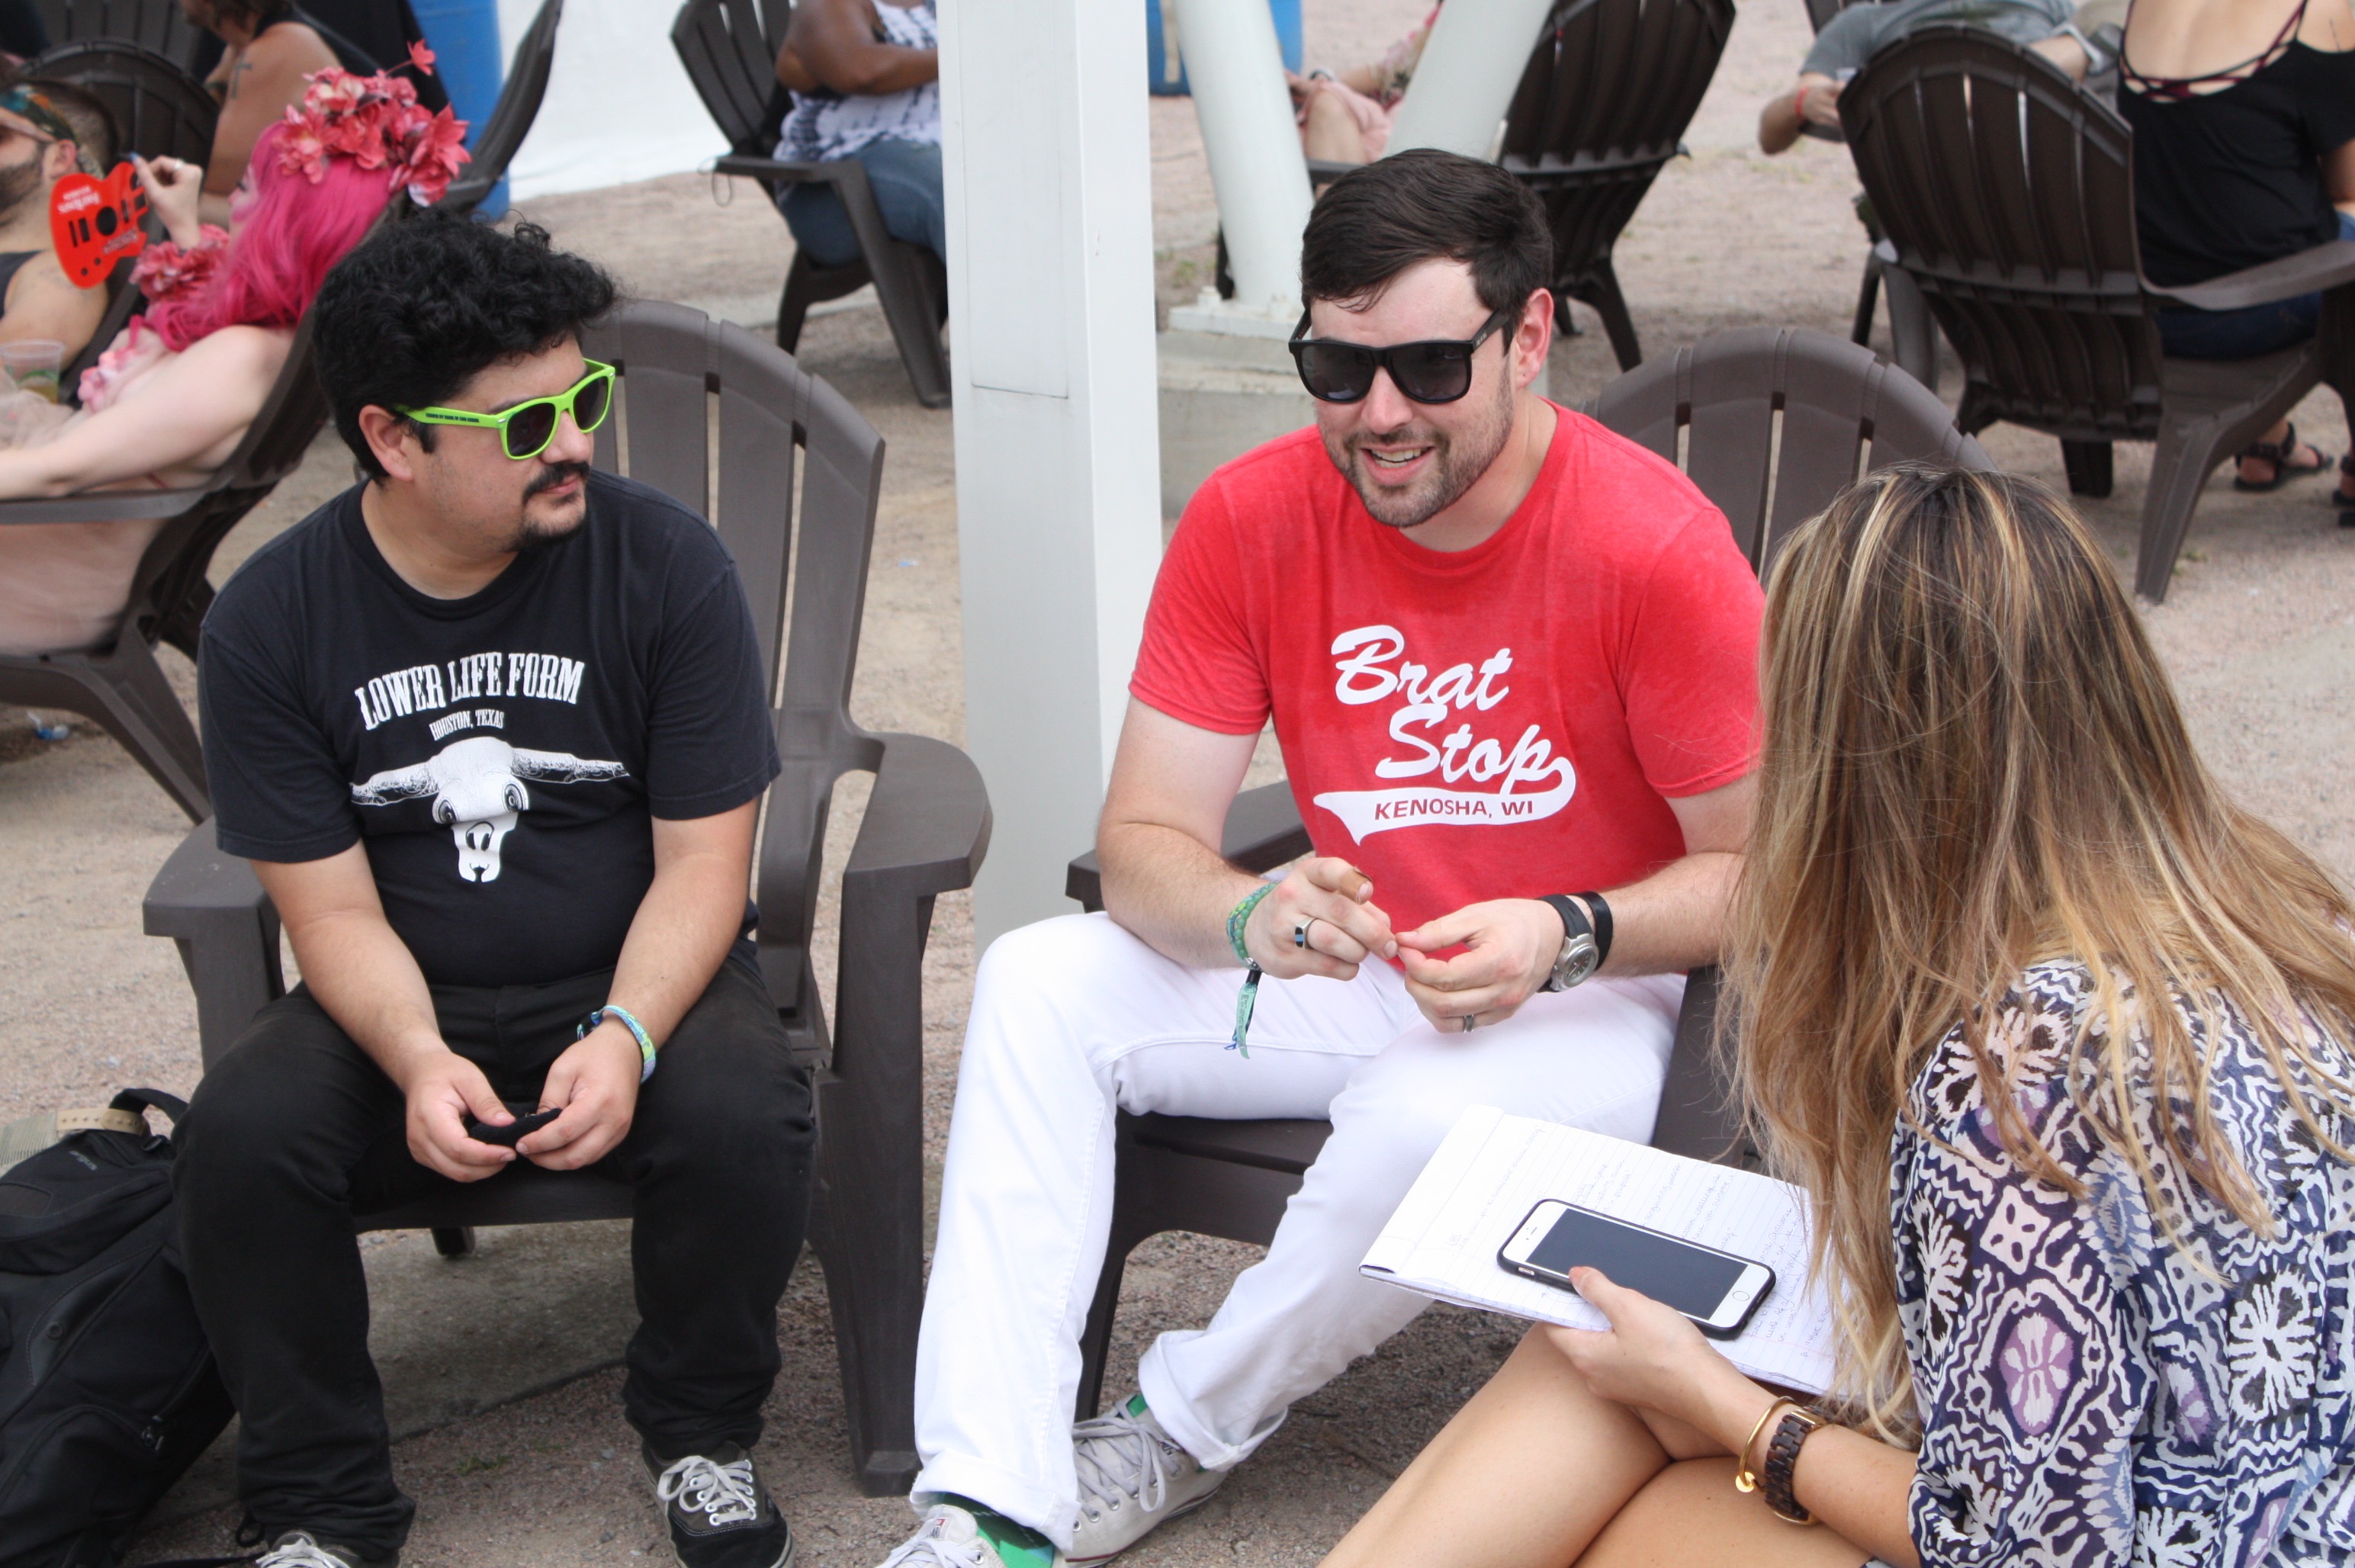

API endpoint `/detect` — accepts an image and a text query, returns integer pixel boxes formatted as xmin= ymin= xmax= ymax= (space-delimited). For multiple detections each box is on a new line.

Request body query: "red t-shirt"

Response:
xmin=1129 ymin=405 xmax=1762 ymax=935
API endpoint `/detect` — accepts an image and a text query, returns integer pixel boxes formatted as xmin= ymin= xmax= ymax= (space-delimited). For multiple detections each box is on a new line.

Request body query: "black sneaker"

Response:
xmin=253 ymin=1531 xmax=397 ymax=1568
xmin=645 ymin=1441 xmax=794 ymax=1568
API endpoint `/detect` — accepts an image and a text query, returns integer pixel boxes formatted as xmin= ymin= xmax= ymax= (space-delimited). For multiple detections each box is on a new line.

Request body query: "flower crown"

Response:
xmin=276 ymin=47 xmax=471 ymax=207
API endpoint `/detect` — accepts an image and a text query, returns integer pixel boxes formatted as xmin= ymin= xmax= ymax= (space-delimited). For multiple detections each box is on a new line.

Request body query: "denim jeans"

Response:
xmin=779 ymin=137 xmax=945 ymax=267
xmin=2155 ymin=211 xmax=2355 ymax=361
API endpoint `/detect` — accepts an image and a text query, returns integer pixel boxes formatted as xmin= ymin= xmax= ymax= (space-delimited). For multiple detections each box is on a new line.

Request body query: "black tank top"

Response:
xmin=0 ymin=250 xmax=38 ymax=304
xmin=2119 ymin=5 xmax=2355 ymax=287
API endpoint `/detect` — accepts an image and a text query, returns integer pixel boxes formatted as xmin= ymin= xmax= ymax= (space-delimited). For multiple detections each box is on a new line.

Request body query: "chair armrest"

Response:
xmin=2147 ymin=240 xmax=2355 ymax=313
xmin=1065 ymin=779 xmax=1309 ymax=914
xmin=0 ymin=485 xmax=211 ymax=526
xmin=1305 ymin=158 xmax=1357 ymax=187
xmin=142 ymin=818 xmax=283 ymax=1069
xmin=715 ymin=153 xmax=860 ymax=187
xmin=841 ymin=731 xmax=991 ymax=898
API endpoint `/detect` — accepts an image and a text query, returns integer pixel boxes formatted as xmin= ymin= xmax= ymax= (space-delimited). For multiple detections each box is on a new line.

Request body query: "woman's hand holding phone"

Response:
xmin=1547 ymin=1268 xmax=1780 ymax=1469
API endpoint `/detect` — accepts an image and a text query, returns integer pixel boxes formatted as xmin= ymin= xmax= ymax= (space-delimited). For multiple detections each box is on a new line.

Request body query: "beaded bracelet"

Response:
xmin=579 ymin=1004 xmax=658 ymax=1082
xmin=1226 ymin=882 xmax=1274 ymax=965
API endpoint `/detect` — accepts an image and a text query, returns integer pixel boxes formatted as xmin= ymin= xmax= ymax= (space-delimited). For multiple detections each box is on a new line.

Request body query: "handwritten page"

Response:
xmin=1360 ymin=1105 xmax=1836 ymax=1393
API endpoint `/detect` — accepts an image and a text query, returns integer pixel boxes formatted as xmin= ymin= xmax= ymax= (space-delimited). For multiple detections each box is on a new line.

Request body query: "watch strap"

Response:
xmin=1539 ymin=893 xmax=1592 ymax=947
xmin=1761 ymin=1406 xmax=1826 ymax=1524
xmin=1573 ymin=890 xmax=1613 ymax=966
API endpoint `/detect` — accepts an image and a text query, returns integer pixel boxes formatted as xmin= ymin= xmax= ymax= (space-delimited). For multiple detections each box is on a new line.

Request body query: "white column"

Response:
xmin=940 ymin=0 xmax=1165 ymax=945
xmin=1383 ymin=0 xmax=1557 ymax=160
xmin=1168 ymin=0 xmax=1314 ymax=320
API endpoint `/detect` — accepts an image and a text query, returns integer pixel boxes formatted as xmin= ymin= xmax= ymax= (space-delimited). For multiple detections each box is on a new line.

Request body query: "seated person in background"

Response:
xmin=181 ymin=211 xmax=812 ymax=1568
xmin=876 ymin=149 xmax=1762 ymax=1568
xmin=1759 ymin=0 xmax=2126 ymax=152
xmin=185 ymin=0 xmax=342 ymax=227
xmin=0 ymin=79 xmax=120 ymax=367
xmin=771 ymin=0 xmax=943 ymax=267
xmin=1320 ymin=464 xmax=2355 ymax=1568
xmin=1287 ymin=5 xmax=1438 ymax=166
xmin=0 ymin=66 xmax=464 ymax=657
xmin=2121 ymin=0 xmax=2355 ymax=503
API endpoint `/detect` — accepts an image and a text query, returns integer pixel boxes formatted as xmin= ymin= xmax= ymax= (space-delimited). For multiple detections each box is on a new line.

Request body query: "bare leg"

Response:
xmin=1575 ymin=1460 xmax=1872 ymax=1568
xmin=1302 ymin=86 xmax=1369 ymax=165
xmin=1321 ymin=1329 xmax=1669 ymax=1568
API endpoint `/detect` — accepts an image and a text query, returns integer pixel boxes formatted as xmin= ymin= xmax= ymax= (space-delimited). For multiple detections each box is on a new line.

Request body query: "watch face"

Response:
xmin=1553 ymin=933 xmax=1600 ymax=990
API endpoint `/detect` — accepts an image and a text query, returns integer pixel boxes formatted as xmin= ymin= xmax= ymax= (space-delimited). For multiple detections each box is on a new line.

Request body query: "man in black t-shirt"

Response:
xmin=178 ymin=215 xmax=810 ymax=1568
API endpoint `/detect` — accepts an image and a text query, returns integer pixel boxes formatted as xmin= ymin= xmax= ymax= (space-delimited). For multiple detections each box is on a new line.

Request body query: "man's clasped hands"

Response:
xmin=1239 ymin=855 xmax=1570 ymax=1033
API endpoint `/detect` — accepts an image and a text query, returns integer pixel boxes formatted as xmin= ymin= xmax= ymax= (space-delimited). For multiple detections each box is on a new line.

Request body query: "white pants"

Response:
xmin=911 ymin=912 xmax=1681 ymax=1547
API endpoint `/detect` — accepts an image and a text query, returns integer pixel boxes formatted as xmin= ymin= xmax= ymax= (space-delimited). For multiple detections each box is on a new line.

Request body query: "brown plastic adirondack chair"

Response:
xmin=1498 ymin=0 xmax=1735 ymax=371
xmin=30 ymin=0 xmax=206 ymax=71
xmin=0 ymin=314 xmax=329 ymax=818
xmin=1061 ymin=326 xmax=1991 ymax=1420
xmin=435 ymin=0 xmax=561 ymax=217
xmin=25 ymin=38 xmax=220 ymax=396
xmin=1842 ymin=26 xmax=2355 ymax=601
xmin=141 ymin=300 xmax=990 ymax=1496
xmin=670 ymin=0 xmax=950 ymax=409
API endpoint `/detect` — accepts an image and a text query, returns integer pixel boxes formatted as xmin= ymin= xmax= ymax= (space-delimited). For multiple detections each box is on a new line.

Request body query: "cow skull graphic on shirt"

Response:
xmin=350 ymin=734 xmax=629 ymax=882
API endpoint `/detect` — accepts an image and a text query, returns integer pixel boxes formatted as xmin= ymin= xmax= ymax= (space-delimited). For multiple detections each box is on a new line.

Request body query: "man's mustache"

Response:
xmin=524 ymin=460 xmax=590 ymax=500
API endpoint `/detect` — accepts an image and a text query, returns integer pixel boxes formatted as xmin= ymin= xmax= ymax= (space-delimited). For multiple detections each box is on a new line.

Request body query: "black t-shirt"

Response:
xmin=2122 ymin=45 xmax=2355 ymax=288
xmin=200 ymin=471 xmax=780 ymax=988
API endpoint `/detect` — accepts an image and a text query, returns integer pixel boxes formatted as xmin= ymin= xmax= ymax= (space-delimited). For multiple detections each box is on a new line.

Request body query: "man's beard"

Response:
xmin=504 ymin=461 xmax=590 ymax=554
xmin=0 ymin=156 xmax=44 ymax=226
xmin=1325 ymin=366 xmax=1517 ymax=530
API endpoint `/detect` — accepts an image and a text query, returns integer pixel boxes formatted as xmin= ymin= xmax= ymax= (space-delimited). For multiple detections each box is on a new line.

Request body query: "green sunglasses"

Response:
xmin=398 ymin=359 xmax=616 ymax=461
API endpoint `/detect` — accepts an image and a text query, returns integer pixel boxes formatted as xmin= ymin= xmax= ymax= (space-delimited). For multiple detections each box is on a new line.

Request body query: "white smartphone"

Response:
xmin=1496 ymin=1199 xmax=1775 ymax=1340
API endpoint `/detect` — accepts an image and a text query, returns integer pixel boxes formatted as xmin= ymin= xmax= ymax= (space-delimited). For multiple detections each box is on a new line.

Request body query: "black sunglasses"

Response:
xmin=1287 ymin=303 xmax=1516 ymax=405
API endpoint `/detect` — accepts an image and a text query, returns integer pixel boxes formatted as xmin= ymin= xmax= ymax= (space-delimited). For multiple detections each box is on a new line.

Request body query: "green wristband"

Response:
xmin=1226 ymin=882 xmax=1275 ymax=966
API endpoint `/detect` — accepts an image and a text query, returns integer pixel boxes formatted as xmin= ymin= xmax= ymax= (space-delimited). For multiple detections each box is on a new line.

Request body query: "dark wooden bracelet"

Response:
xmin=1761 ymin=1406 xmax=1826 ymax=1524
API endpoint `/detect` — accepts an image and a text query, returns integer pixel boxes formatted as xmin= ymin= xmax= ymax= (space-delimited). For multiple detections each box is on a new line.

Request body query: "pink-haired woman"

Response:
xmin=0 ymin=66 xmax=464 ymax=657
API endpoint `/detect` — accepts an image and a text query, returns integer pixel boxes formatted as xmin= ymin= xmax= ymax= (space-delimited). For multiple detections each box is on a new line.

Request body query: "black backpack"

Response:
xmin=0 ymin=1089 xmax=233 ymax=1568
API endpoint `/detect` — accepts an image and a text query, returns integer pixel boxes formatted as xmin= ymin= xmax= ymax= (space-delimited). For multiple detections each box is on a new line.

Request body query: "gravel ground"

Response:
xmin=0 ymin=0 xmax=2341 ymax=1563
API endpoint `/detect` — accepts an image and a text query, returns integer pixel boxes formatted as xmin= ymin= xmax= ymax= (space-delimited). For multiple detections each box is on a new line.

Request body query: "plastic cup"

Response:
xmin=1 ymin=340 xmax=65 ymax=403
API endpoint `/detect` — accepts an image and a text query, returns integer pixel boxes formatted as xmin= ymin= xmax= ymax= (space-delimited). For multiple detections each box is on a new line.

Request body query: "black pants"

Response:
xmin=173 ymin=956 xmax=815 ymax=1555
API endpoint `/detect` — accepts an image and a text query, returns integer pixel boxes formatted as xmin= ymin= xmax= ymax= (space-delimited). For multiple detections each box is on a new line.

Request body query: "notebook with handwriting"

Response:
xmin=1359 ymin=1105 xmax=1836 ymax=1393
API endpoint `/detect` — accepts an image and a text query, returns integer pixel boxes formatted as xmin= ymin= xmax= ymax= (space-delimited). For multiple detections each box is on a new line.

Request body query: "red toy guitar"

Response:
xmin=50 ymin=164 xmax=148 ymax=290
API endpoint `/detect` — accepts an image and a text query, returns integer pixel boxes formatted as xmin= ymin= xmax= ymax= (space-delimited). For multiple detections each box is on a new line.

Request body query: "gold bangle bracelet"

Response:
xmin=1732 ymin=1399 xmax=1786 ymax=1495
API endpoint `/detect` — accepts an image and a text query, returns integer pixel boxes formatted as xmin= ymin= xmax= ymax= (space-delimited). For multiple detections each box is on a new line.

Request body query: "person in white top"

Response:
xmin=770 ymin=0 xmax=942 ymax=265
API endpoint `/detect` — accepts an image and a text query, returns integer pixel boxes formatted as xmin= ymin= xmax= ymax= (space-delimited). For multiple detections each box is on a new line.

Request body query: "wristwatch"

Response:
xmin=1537 ymin=894 xmax=1602 ymax=991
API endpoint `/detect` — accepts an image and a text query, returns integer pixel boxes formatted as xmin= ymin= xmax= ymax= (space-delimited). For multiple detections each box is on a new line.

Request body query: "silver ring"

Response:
xmin=1461 ymin=1014 xmax=1476 ymax=1033
xmin=1294 ymin=916 xmax=1324 ymax=950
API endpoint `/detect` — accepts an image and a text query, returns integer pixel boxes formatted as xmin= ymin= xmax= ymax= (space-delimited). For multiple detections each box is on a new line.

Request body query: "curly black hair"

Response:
xmin=310 ymin=213 xmax=618 ymax=480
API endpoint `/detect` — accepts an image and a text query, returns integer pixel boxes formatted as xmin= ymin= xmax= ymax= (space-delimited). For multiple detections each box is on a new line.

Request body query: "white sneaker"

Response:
xmin=1067 ymin=1396 xmax=1226 ymax=1564
xmin=879 ymin=1505 xmax=1062 ymax=1568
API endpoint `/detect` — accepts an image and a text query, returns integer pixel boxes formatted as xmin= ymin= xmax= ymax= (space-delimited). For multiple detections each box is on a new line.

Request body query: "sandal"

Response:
xmin=2233 ymin=423 xmax=2334 ymax=491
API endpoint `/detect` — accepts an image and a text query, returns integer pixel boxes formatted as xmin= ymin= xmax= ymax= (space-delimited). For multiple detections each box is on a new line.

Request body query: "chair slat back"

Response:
xmin=27 ymin=38 xmax=217 ymax=164
xmin=33 ymin=0 xmax=201 ymax=69
xmin=1843 ymin=25 xmax=2164 ymax=441
xmin=1499 ymin=0 xmax=1732 ymax=289
xmin=439 ymin=0 xmax=563 ymax=214
xmin=1591 ymin=326 xmax=1993 ymax=570
xmin=582 ymin=301 xmax=886 ymax=1005
xmin=1806 ymin=0 xmax=1874 ymax=34
xmin=671 ymin=0 xmax=791 ymax=158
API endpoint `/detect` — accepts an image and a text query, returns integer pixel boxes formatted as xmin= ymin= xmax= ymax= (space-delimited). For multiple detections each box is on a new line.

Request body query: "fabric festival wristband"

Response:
xmin=580 ymin=1004 xmax=657 ymax=1082
xmin=1227 ymin=882 xmax=1275 ymax=966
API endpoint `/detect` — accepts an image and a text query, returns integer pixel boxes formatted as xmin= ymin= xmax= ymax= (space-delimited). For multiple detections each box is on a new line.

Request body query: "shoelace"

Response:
xmin=1071 ymin=1409 xmax=1173 ymax=1523
xmin=255 ymin=1534 xmax=352 ymax=1568
xmin=881 ymin=1508 xmax=996 ymax=1568
xmin=656 ymin=1452 xmax=762 ymax=1526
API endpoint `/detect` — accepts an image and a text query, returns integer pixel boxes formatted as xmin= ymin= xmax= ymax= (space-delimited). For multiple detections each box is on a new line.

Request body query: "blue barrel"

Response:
xmin=1147 ymin=0 xmax=1303 ymax=96
xmin=410 ymin=0 xmax=508 ymax=217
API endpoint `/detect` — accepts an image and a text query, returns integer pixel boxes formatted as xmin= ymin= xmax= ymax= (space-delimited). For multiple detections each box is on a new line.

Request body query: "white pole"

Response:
xmin=1168 ymin=0 xmax=1315 ymax=320
xmin=940 ymin=0 xmax=1165 ymax=945
xmin=1383 ymin=0 xmax=1557 ymax=160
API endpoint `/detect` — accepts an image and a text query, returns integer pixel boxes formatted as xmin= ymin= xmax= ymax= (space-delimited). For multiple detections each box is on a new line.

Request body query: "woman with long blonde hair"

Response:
xmin=1320 ymin=465 xmax=2355 ymax=1566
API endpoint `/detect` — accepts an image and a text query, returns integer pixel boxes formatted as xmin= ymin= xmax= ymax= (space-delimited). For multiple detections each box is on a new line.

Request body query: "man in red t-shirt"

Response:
xmin=884 ymin=153 xmax=1762 ymax=1568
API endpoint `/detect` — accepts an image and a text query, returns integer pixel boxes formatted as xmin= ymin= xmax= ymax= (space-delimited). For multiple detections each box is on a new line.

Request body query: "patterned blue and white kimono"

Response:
xmin=1894 ymin=959 xmax=2355 ymax=1566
